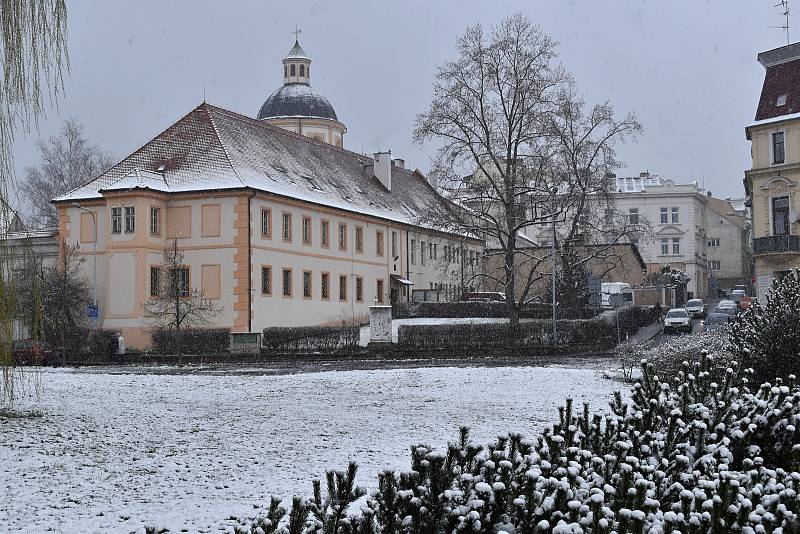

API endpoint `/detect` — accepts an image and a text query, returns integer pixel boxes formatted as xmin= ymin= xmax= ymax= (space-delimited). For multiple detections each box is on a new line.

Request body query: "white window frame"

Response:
xmin=660 ymin=238 xmax=669 ymax=255
xmin=771 ymin=129 xmax=787 ymax=166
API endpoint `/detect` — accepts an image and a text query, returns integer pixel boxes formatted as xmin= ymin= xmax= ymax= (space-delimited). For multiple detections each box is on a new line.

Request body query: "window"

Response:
xmin=376 ymin=279 xmax=385 ymax=304
xmin=124 ymin=206 xmax=135 ymax=233
xmin=355 ymin=226 xmax=364 ymax=253
xmin=660 ymin=238 xmax=669 ymax=255
xmin=111 ymin=207 xmax=122 ymax=234
xmin=300 ymin=64 xmax=305 ymax=77
xmin=672 ymin=238 xmax=680 ymax=255
xmin=339 ymin=275 xmax=347 ymax=301
xmin=261 ymin=208 xmax=272 ymax=238
xmin=321 ymin=220 xmax=330 ymax=248
xmin=321 ymin=272 xmax=330 ymax=300
xmin=355 ymin=276 xmax=364 ymax=302
xmin=773 ymin=132 xmax=785 ymax=164
xmin=411 ymin=239 xmax=416 ymax=265
xmin=282 ymin=213 xmax=292 ymax=241
xmin=420 ymin=241 xmax=426 ymax=266
xmin=391 ymin=232 xmax=397 ymax=258
xmin=303 ymin=270 xmax=312 ymax=299
xmin=428 ymin=242 xmax=434 ymax=260
xmin=628 ymin=208 xmax=639 ymax=225
xmin=261 ymin=266 xmax=272 ymax=295
xmin=150 ymin=266 xmax=160 ymax=297
xmin=773 ymin=196 xmax=791 ymax=235
xmin=338 ymin=223 xmax=347 ymax=250
xmin=671 ymin=207 xmax=679 ymax=224
xmin=777 ymin=94 xmax=787 ymax=106
xmin=302 ymin=216 xmax=312 ymax=245
xmin=433 ymin=243 xmax=438 ymax=260
xmin=711 ymin=260 xmax=721 ymax=271
xmin=707 ymin=238 xmax=720 ymax=247
xmin=290 ymin=64 xmax=295 ymax=76
xmin=376 ymin=230 xmax=384 ymax=257
xmin=150 ymin=207 xmax=161 ymax=236
xmin=282 ymin=268 xmax=292 ymax=297
xmin=660 ymin=207 xmax=668 ymax=224
xmin=170 ymin=267 xmax=190 ymax=298
xmin=444 ymin=245 xmax=450 ymax=262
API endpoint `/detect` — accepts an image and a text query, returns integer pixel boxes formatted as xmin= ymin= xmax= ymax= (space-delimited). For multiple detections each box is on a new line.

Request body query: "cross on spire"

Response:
xmin=294 ymin=26 xmax=302 ymax=41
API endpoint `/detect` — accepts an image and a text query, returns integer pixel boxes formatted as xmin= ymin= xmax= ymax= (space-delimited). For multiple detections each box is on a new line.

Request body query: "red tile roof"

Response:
xmin=755 ymin=53 xmax=800 ymax=121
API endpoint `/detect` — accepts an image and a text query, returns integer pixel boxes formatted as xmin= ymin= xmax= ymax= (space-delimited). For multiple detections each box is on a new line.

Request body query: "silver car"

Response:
xmin=664 ymin=308 xmax=692 ymax=334
xmin=685 ymin=299 xmax=706 ymax=318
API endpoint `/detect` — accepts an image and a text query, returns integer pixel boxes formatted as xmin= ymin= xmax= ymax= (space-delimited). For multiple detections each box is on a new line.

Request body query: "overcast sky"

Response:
xmin=9 ymin=0 xmax=792 ymax=201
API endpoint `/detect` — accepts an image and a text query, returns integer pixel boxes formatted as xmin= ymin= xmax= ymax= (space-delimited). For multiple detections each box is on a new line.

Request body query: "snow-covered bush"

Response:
xmin=730 ymin=270 xmax=800 ymax=383
xmin=233 ymin=353 xmax=800 ymax=533
xmin=617 ymin=326 xmax=734 ymax=384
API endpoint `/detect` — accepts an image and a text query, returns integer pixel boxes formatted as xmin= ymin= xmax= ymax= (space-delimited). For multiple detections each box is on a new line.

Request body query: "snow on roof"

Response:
xmin=54 ymin=103 xmax=460 ymax=232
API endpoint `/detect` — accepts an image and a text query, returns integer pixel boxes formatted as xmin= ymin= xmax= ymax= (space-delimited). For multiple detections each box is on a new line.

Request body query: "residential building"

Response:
xmin=705 ymin=195 xmax=751 ymax=294
xmin=52 ymin=39 xmax=482 ymax=348
xmin=609 ymin=173 xmax=710 ymax=298
xmin=744 ymin=42 xmax=800 ymax=302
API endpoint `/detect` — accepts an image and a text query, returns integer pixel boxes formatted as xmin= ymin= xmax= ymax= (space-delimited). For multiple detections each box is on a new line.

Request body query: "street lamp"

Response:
xmin=71 ymin=203 xmax=97 ymax=328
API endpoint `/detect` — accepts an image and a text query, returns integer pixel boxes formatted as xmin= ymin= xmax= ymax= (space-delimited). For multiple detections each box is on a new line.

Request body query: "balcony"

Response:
xmin=753 ymin=235 xmax=800 ymax=255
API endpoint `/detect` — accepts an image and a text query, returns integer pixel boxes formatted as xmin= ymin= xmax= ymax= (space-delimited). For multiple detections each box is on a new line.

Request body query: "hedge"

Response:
xmin=86 ymin=329 xmax=119 ymax=357
xmin=262 ymin=325 xmax=361 ymax=352
xmin=393 ymin=301 xmax=595 ymax=320
xmin=616 ymin=305 xmax=657 ymax=335
xmin=151 ymin=328 xmax=230 ymax=355
xmin=396 ymin=318 xmax=616 ymax=350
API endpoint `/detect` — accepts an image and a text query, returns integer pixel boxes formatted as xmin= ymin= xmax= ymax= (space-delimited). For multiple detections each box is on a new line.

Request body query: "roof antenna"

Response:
xmin=770 ymin=0 xmax=791 ymax=45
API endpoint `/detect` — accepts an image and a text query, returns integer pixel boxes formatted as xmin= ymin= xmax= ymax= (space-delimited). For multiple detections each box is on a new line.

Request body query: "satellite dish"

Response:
xmin=791 ymin=208 xmax=799 ymax=222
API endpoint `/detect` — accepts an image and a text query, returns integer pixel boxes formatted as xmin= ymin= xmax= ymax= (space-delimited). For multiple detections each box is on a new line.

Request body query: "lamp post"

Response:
xmin=71 ymin=203 xmax=97 ymax=328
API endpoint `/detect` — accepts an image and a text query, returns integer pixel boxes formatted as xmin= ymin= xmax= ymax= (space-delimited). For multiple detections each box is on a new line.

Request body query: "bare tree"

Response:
xmin=42 ymin=241 xmax=91 ymax=351
xmin=143 ymin=240 xmax=221 ymax=356
xmin=22 ymin=119 xmax=113 ymax=227
xmin=414 ymin=14 xmax=641 ymax=323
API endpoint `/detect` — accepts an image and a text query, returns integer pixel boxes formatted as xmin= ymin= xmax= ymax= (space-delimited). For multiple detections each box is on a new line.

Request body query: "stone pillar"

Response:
xmin=369 ymin=305 xmax=392 ymax=344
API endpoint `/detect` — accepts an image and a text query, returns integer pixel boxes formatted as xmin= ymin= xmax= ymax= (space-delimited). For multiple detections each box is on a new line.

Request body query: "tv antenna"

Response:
xmin=770 ymin=0 xmax=791 ymax=45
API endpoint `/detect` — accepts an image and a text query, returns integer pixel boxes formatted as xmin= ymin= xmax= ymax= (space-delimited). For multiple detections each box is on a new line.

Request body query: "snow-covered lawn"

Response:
xmin=1 ymin=364 xmax=623 ymax=533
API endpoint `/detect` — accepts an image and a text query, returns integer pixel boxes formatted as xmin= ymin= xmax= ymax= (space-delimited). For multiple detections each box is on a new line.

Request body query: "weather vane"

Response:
xmin=294 ymin=26 xmax=302 ymax=41
xmin=770 ymin=0 xmax=791 ymax=45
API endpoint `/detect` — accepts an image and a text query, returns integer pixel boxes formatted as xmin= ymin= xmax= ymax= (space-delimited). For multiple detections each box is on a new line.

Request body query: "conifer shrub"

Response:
xmin=231 ymin=353 xmax=800 ymax=532
xmin=151 ymin=327 xmax=230 ymax=355
xmin=262 ymin=326 xmax=361 ymax=352
xmin=729 ymin=270 xmax=800 ymax=383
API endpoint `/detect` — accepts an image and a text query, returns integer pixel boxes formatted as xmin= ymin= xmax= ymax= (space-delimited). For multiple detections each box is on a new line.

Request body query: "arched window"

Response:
xmin=307 ymin=66 xmax=310 ymax=77
xmin=290 ymin=64 xmax=296 ymax=76
xmin=284 ymin=65 xmax=287 ymax=78
xmin=300 ymin=64 xmax=305 ymax=77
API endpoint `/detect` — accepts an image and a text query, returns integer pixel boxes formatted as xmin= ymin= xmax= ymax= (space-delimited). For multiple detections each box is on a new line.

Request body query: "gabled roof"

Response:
xmin=54 ymin=102 xmax=455 ymax=229
xmin=755 ymin=43 xmax=800 ymax=121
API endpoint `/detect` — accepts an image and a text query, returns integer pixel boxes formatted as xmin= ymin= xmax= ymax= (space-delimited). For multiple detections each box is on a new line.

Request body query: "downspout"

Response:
xmin=248 ymin=191 xmax=255 ymax=332
xmin=406 ymin=228 xmax=410 ymax=303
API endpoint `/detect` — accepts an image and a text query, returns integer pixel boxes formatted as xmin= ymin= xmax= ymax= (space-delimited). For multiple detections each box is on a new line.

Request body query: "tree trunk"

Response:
xmin=505 ymin=241 xmax=519 ymax=327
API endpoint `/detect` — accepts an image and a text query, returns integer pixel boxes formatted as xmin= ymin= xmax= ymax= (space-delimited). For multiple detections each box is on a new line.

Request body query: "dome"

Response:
xmin=257 ymin=83 xmax=338 ymax=121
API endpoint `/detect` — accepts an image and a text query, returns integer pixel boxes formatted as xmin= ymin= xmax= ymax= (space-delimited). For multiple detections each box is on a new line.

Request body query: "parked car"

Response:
xmin=460 ymin=291 xmax=506 ymax=303
xmin=663 ymin=308 xmax=693 ymax=334
xmin=706 ymin=309 xmax=731 ymax=328
xmin=715 ymin=300 xmax=739 ymax=317
xmin=738 ymin=295 xmax=753 ymax=311
xmin=730 ymin=289 xmax=747 ymax=303
xmin=684 ymin=298 xmax=706 ymax=318
xmin=11 ymin=340 xmax=63 ymax=366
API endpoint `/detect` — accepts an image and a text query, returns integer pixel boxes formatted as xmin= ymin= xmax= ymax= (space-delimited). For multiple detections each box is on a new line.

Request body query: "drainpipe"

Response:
xmin=248 ymin=191 xmax=255 ymax=332
xmin=406 ymin=228 xmax=410 ymax=303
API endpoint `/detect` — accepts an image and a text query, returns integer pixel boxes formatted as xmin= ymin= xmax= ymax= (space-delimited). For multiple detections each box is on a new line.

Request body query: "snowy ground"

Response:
xmin=1 ymin=363 xmax=624 ymax=533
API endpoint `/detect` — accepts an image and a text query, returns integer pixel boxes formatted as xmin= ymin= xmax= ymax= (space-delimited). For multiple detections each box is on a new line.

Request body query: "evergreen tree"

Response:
xmin=729 ymin=269 xmax=800 ymax=382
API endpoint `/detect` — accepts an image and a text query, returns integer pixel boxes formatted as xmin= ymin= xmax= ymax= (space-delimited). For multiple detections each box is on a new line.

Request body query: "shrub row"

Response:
xmin=262 ymin=325 xmax=361 ymax=352
xmin=393 ymin=301 xmax=595 ymax=320
xmin=616 ymin=304 xmax=658 ymax=335
xmin=151 ymin=328 xmax=230 ymax=355
xmin=396 ymin=317 xmax=617 ymax=350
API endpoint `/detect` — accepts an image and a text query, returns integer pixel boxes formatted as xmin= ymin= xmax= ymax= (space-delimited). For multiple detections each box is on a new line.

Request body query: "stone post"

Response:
xmin=369 ymin=305 xmax=393 ymax=344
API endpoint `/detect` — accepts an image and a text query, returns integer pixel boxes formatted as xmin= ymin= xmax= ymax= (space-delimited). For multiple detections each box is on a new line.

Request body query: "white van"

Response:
xmin=601 ymin=282 xmax=634 ymax=309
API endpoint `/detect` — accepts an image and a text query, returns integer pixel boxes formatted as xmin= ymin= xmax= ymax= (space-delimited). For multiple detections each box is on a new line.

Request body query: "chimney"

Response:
xmin=391 ymin=158 xmax=405 ymax=169
xmin=373 ymin=151 xmax=392 ymax=191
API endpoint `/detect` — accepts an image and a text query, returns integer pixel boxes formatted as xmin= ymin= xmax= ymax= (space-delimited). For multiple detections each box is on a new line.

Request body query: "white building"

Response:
xmin=610 ymin=172 xmax=710 ymax=298
xmin=51 ymin=39 xmax=482 ymax=349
